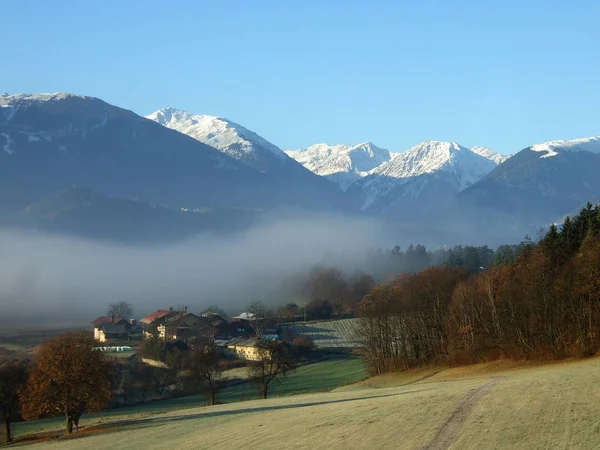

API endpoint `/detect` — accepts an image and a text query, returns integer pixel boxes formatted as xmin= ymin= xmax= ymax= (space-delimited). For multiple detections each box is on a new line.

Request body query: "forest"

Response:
xmin=355 ymin=203 xmax=600 ymax=375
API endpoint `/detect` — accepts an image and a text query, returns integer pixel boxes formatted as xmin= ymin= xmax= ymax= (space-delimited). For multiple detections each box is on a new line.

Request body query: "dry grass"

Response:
xmin=16 ymin=356 xmax=600 ymax=449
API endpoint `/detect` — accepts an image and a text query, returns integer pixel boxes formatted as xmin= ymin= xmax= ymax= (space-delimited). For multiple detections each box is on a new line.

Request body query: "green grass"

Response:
xmin=21 ymin=356 xmax=600 ymax=450
xmin=13 ymin=355 xmax=367 ymax=439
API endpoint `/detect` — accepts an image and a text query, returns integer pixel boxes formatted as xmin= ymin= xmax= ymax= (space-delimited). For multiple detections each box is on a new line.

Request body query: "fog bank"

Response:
xmin=0 ymin=213 xmax=391 ymax=324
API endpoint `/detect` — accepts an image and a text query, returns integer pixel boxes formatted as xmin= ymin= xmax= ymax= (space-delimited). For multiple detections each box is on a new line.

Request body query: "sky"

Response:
xmin=1 ymin=0 xmax=599 ymax=155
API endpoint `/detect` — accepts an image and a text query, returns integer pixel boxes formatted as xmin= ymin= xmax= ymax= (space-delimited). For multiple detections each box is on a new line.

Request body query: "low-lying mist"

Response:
xmin=0 ymin=213 xmax=392 ymax=325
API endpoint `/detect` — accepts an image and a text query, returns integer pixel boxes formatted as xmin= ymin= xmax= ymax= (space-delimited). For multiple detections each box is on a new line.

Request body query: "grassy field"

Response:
xmin=15 ymin=356 xmax=600 ymax=449
xmin=12 ymin=354 xmax=367 ymax=439
xmin=0 ymin=327 xmax=84 ymax=352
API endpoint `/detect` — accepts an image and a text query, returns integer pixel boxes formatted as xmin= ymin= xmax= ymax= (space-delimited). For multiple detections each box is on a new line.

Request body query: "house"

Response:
xmin=158 ymin=312 xmax=203 ymax=341
xmin=231 ymin=312 xmax=256 ymax=321
xmin=226 ymin=337 xmax=261 ymax=361
xmin=96 ymin=323 xmax=129 ymax=343
xmin=140 ymin=308 xmax=203 ymax=341
xmin=92 ymin=316 xmax=131 ymax=342
xmin=139 ymin=309 xmax=175 ymax=339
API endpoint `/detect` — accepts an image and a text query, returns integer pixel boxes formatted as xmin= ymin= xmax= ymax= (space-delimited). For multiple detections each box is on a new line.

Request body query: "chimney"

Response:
xmin=110 ymin=314 xmax=114 ymax=323
xmin=169 ymin=306 xmax=173 ymax=312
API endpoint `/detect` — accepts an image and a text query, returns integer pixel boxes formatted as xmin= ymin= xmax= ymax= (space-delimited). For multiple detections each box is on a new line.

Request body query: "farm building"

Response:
xmin=158 ymin=312 xmax=203 ymax=341
xmin=140 ymin=308 xmax=207 ymax=341
xmin=92 ymin=316 xmax=131 ymax=342
xmin=226 ymin=337 xmax=261 ymax=361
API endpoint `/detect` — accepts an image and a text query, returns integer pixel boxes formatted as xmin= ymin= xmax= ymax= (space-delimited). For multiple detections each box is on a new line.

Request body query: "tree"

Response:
xmin=153 ymin=366 xmax=177 ymax=398
xmin=246 ymin=301 xmax=274 ymax=337
xmin=0 ymin=357 xmax=28 ymax=444
xmin=349 ymin=273 xmax=375 ymax=312
xmin=248 ymin=339 xmax=297 ymax=399
xmin=187 ymin=341 xmax=223 ymax=405
xmin=278 ymin=303 xmax=301 ymax=321
xmin=20 ymin=333 xmax=113 ymax=435
xmin=108 ymin=301 xmax=133 ymax=319
xmin=307 ymin=268 xmax=349 ymax=317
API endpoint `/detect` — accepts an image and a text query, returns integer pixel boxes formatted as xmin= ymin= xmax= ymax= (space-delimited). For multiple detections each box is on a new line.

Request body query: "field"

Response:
xmin=282 ymin=318 xmax=360 ymax=348
xmin=15 ymin=356 xmax=600 ymax=449
xmin=0 ymin=327 xmax=83 ymax=352
xmin=12 ymin=354 xmax=367 ymax=439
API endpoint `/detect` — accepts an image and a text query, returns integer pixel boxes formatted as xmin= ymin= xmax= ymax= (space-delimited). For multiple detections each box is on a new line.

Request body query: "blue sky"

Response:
xmin=2 ymin=0 xmax=599 ymax=154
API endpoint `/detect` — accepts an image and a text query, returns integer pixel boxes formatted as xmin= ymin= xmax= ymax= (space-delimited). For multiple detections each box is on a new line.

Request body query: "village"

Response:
xmin=91 ymin=306 xmax=290 ymax=362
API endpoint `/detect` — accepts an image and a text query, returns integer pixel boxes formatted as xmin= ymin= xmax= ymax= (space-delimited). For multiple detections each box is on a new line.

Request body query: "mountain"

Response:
xmin=348 ymin=141 xmax=499 ymax=215
xmin=146 ymin=107 xmax=349 ymax=208
xmin=146 ymin=108 xmax=288 ymax=172
xmin=458 ymin=136 xmax=600 ymax=224
xmin=0 ymin=93 xmax=344 ymax=214
xmin=471 ymin=146 xmax=511 ymax=164
xmin=284 ymin=142 xmax=395 ymax=191
xmin=1 ymin=187 xmax=257 ymax=242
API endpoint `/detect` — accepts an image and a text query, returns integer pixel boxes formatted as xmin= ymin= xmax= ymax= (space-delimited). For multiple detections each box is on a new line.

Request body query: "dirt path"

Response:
xmin=422 ymin=376 xmax=504 ymax=450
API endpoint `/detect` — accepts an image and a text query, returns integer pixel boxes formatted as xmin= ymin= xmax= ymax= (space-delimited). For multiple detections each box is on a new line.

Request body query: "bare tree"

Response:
xmin=187 ymin=341 xmax=223 ymax=405
xmin=247 ymin=301 xmax=274 ymax=337
xmin=248 ymin=339 xmax=298 ymax=399
xmin=108 ymin=301 xmax=133 ymax=319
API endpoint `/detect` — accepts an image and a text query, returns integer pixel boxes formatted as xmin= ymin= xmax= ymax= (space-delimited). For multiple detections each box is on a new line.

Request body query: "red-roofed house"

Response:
xmin=139 ymin=310 xmax=172 ymax=326
xmin=140 ymin=309 xmax=178 ymax=339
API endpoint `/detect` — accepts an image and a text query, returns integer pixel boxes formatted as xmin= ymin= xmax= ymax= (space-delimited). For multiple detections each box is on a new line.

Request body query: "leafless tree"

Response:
xmin=108 ymin=301 xmax=133 ymax=319
xmin=248 ymin=339 xmax=298 ymax=399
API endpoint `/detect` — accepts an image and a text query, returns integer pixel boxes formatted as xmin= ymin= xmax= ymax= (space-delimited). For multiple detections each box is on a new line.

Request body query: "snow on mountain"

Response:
xmin=146 ymin=108 xmax=288 ymax=171
xmin=471 ymin=146 xmax=510 ymax=164
xmin=353 ymin=141 xmax=498 ymax=210
xmin=530 ymin=136 xmax=600 ymax=159
xmin=285 ymin=142 xmax=395 ymax=190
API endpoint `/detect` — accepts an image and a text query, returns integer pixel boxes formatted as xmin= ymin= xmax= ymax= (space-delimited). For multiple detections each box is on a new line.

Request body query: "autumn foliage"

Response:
xmin=20 ymin=332 xmax=113 ymax=434
xmin=357 ymin=202 xmax=600 ymax=374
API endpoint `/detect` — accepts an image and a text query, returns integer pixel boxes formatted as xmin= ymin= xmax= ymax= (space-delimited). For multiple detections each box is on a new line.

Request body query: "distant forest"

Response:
xmin=290 ymin=232 xmax=531 ymax=322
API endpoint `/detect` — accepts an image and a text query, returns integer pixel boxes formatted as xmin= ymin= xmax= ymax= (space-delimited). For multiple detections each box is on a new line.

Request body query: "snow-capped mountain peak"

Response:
xmin=284 ymin=141 xmax=395 ymax=190
xmin=471 ymin=146 xmax=510 ymax=164
xmin=146 ymin=108 xmax=287 ymax=169
xmin=372 ymin=141 xmax=495 ymax=183
xmin=351 ymin=140 xmax=499 ymax=211
xmin=530 ymin=136 xmax=600 ymax=159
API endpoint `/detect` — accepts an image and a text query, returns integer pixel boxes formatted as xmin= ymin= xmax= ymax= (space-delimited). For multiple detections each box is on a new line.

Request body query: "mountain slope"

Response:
xmin=458 ymin=136 xmax=600 ymax=224
xmin=285 ymin=142 xmax=395 ymax=190
xmin=146 ymin=107 xmax=349 ymax=207
xmin=146 ymin=108 xmax=288 ymax=171
xmin=0 ymin=93 xmax=343 ymax=214
xmin=349 ymin=141 xmax=498 ymax=214
xmin=471 ymin=146 xmax=511 ymax=164
xmin=0 ymin=187 xmax=255 ymax=242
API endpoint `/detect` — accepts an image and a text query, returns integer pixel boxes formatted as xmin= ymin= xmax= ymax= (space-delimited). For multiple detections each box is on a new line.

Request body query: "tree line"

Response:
xmin=356 ymin=202 xmax=600 ymax=375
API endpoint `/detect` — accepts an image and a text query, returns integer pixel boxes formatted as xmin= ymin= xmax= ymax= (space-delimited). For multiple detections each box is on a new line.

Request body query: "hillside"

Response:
xmin=146 ymin=108 xmax=351 ymax=210
xmin=19 ymin=357 xmax=600 ymax=449
xmin=459 ymin=136 xmax=600 ymax=224
xmin=0 ymin=93 xmax=344 ymax=214
xmin=0 ymin=187 xmax=256 ymax=242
